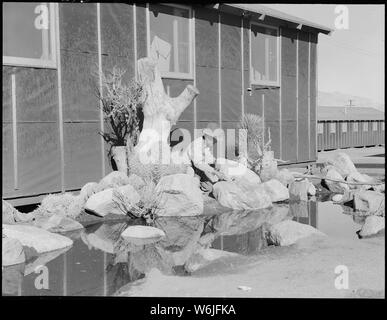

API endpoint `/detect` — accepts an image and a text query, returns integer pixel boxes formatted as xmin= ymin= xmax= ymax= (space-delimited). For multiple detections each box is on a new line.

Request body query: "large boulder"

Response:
xmin=323 ymin=166 xmax=349 ymax=194
xmin=3 ymin=224 xmax=73 ymax=254
xmin=265 ymin=220 xmax=325 ymax=246
xmin=213 ymin=205 xmax=290 ymax=236
xmin=34 ymin=214 xmax=84 ymax=233
xmin=2 ymin=236 xmax=25 ymax=267
xmin=327 ymin=152 xmax=358 ymax=177
xmin=215 ymin=158 xmax=261 ymax=185
xmin=85 ymin=184 xmax=140 ymax=217
xmin=2 ymin=200 xmax=35 ymax=224
xmin=262 ymin=179 xmax=289 ymax=202
xmin=99 ymin=171 xmax=131 ymax=189
xmin=121 ymin=225 xmax=166 ymax=245
xmin=212 ymin=181 xmax=272 ymax=210
xmin=37 ymin=193 xmax=84 ymax=219
xmin=353 ymin=191 xmax=385 ymax=215
xmin=154 ymin=174 xmax=203 ymax=217
xmin=359 ymin=216 xmax=385 ymax=238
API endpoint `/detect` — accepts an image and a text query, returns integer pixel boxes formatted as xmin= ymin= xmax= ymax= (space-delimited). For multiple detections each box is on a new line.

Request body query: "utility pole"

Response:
xmin=344 ymin=99 xmax=355 ymax=115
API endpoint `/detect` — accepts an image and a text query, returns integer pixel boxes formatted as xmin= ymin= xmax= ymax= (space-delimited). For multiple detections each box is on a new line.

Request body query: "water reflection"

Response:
xmin=2 ymin=198 xmax=368 ymax=296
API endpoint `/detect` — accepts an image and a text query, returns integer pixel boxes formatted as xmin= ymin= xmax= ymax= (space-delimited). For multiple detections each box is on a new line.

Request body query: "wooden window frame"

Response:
xmin=146 ymin=3 xmax=194 ymax=80
xmin=2 ymin=3 xmax=58 ymax=69
xmin=249 ymin=21 xmax=280 ymax=87
xmin=330 ymin=122 xmax=336 ymax=134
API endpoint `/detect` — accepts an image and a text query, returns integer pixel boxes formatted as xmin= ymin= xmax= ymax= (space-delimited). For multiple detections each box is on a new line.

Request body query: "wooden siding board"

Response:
xmin=59 ymin=3 xmax=98 ymax=54
xmin=15 ymin=68 xmax=58 ymax=122
xmin=61 ymin=51 xmax=100 ymax=121
xmin=221 ymin=68 xmax=242 ymax=121
xmin=298 ymin=31 xmax=309 ymax=161
xmin=100 ymin=3 xmax=134 ymax=58
xmin=220 ymin=12 xmax=241 ymax=70
xmin=136 ymin=4 xmax=147 ymax=59
xmin=196 ymin=66 xmax=219 ymax=122
xmin=281 ymin=27 xmax=297 ymax=162
xmin=195 ymin=7 xmax=219 ymax=68
xmin=2 ymin=123 xmax=14 ymax=196
xmin=16 ymin=123 xmax=61 ymax=196
xmin=63 ymin=122 xmax=103 ymax=190
xmin=2 ymin=67 xmax=13 ymax=122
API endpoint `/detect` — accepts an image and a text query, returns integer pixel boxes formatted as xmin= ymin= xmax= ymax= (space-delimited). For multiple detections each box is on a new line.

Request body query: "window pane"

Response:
xmin=363 ymin=122 xmax=368 ymax=131
xmin=330 ymin=123 xmax=336 ymax=133
xmin=149 ymin=4 xmax=190 ymax=74
xmin=3 ymin=2 xmax=53 ymax=60
xmin=382 ymin=122 xmax=385 ymax=131
xmin=342 ymin=122 xmax=347 ymax=132
xmin=353 ymin=123 xmax=358 ymax=132
xmin=372 ymin=122 xmax=378 ymax=131
xmin=251 ymin=25 xmax=278 ymax=83
xmin=318 ymin=123 xmax=323 ymax=134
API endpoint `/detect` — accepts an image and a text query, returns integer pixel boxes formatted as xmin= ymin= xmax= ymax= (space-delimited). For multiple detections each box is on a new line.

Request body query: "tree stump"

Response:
xmin=133 ymin=58 xmax=199 ymax=164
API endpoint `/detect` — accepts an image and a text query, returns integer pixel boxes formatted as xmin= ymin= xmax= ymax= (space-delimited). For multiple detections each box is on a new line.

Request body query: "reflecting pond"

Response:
xmin=2 ymin=199 xmax=369 ymax=296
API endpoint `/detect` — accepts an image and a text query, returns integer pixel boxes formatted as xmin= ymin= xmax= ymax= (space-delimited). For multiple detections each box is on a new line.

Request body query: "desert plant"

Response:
xmin=94 ymin=66 xmax=145 ymax=154
xmin=112 ymin=179 xmax=163 ymax=223
xmin=238 ymin=113 xmax=272 ymax=172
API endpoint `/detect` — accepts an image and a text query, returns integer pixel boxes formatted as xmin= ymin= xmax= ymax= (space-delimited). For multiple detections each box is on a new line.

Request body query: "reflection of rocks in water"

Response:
xmin=290 ymin=201 xmax=308 ymax=219
xmin=211 ymin=205 xmax=291 ymax=236
xmin=2 ymin=263 xmax=24 ymax=295
xmin=81 ymin=222 xmax=130 ymax=253
xmin=154 ymin=217 xmax=205 ymax=266
xmin=207 ymin=205 xmax=291 ymax=255
xmin=24 ymin=247 xmax=71 ymax=276
xmin=212 ymin=226 xmax=268 ymax=255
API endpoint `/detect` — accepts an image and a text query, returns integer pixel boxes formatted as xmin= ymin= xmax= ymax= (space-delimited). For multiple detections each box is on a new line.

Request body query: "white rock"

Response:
xmin=328 ymin=152 xmax=358 ymax=177
xmin=265 ymin=220 xmax=325 ymax=246
xmin=121 ymin=225 xmax=166 ymax=245
xmin=262 ymin=179 xmax=289 ymax=202
xmin=213 ymin=181 xmax=272 ymax=210
xmin=215 ymin=158 xmax=261 ymax=184
xmin=3 ymin=224 xmax=73 ymax=254
xmin=2 ymin=237 xmax=25 ymax=267
xmin=332 ymin=194 xmax=343 ymax=202
xmin=354 ymin=191 xmax=385 ymax=215
xmin=155 ymin=174 xmax=203 ymax=217
xmin=359 ymin=216 xmax=385 ymax=237
xmin=275 ymin=169 xmax=295 ymax=187
xmin=289 ymin=180 xmax=310 ymax=201
xmin=324 ymin=166 xmax=349 ymax=194
xmin=85 ymin=184 xmax=140 ymax=217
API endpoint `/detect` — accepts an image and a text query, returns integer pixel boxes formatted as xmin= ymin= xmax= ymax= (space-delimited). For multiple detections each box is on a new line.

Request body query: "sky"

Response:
xmin=263 ymin=4 xmax=385 ymax=105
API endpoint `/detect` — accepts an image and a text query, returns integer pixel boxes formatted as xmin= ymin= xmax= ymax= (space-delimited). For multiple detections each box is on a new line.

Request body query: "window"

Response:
xmin=3 ymin=2 xmax=57 ymax=68
xmin=148 ymin=4 xmax=193 ymax=79
xmin=353 ymin=122 xmax=358 ymax=132
xmin=363 ymin=122 xmax=368 ymax=132
xmin=372 ymin=122 xmax=378 ymax=131
xmin=250 ymin=23 xmax=279 ymax=86
xmin=317 ymin=123 xmax=324 ymax=134
xmin=330 ymin=122 xmax=336 ymax=134
xmin=342 ymin=122 xmax=347 ymax=133
xmin=382 ymin=122 xmax=385 ymax=131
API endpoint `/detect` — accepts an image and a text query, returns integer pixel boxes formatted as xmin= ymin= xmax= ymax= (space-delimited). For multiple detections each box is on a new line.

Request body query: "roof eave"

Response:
xmin=218 ymin=3 xmax=333 ymax=35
